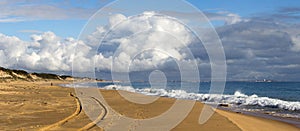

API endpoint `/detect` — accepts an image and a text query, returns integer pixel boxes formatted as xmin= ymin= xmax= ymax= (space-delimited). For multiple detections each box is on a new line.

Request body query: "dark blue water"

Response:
xmin=218 ymin=82 xmax=300 ymax=102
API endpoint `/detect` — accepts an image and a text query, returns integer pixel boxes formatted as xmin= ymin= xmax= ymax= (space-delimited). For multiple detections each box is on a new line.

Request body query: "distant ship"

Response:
xmin=255 ymin=79 xmax=273 ymax=82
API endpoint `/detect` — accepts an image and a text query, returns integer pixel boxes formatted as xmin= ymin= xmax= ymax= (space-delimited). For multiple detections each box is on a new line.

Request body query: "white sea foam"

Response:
xmin=64 ymin=83 xmax=300 ymax=111
xmin=100 ymin=84 xmax=300 ymax=111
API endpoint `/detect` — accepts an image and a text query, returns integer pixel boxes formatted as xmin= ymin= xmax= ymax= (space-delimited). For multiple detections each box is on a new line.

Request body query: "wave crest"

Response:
xmin=102 ymin=84 xmax=300 ymax=111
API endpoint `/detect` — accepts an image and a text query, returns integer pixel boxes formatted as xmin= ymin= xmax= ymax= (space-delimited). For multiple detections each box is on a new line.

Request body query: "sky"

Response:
xmin=0 ymin=0 xmax=300 ymax=81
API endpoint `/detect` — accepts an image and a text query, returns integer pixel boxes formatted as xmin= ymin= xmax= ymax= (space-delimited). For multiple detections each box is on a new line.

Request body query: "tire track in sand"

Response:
xmin=40 ymin=93 xmax=82 ymax=130
xmin=79 ymin=97 xmax=108 ymax=131
xmin=40 ymin=93 xmax=108 ymax=131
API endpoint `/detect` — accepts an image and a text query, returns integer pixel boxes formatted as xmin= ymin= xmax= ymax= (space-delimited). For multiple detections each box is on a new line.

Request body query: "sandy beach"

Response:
xmin=1 ymin=0 xmax=300 ymax=130
xmin=1 ymin=81 xmax=299 ymax=130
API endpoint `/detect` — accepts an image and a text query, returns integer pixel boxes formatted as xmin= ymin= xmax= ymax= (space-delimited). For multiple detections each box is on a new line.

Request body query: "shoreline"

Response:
xmin=216 ymin=109 xmax=299 ymax=131
xmin=1 ymin=80 xmax=299 ymax=130
xmin=62 ymin=82 xmax=300 ymax=130
xmin=61 ymin=81 xmax=300 ymax=128
xmin=101 ymin=90 xmax=300 ymax=130
xmin=218 ymin=107 xmax=300 ymax=128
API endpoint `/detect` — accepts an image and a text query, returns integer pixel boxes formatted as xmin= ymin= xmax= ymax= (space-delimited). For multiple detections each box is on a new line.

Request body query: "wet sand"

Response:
xmin=0 ymin=81 xmax=299 ymax=130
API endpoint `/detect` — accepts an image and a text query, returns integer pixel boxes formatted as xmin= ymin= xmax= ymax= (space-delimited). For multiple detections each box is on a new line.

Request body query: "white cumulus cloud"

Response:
xmin=89 ymin=12 xmax=199 ymax=72
xmin=0 ymin=12 xmax=201 ymax=73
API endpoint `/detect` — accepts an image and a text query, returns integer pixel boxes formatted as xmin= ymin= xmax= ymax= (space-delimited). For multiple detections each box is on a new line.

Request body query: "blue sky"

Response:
xmin=189 ymin=0 xmax=299 ymax=16
xmin=1 ymin=0 xmax=300 ymax=40
xmin=1 ymin=0 xmax=300 ymax=81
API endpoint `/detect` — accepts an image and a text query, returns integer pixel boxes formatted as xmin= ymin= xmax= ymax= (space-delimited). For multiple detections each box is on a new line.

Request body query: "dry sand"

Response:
xmin=0 ymin=81 xmax=299 ymax=130
xmin=0 ymin=81 xmax=101 ymax=131
xmin=216 ymin=110 xmax=299 ymax=131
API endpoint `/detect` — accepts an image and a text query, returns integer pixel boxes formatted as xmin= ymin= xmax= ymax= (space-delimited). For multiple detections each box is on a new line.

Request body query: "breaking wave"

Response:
xmin=102 ymin=84 xmax=300 ymax=111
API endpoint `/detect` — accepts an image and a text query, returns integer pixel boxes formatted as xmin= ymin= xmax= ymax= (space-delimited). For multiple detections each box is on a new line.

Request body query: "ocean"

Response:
xmin=65 ymin=81 xmax=300 ymax=123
